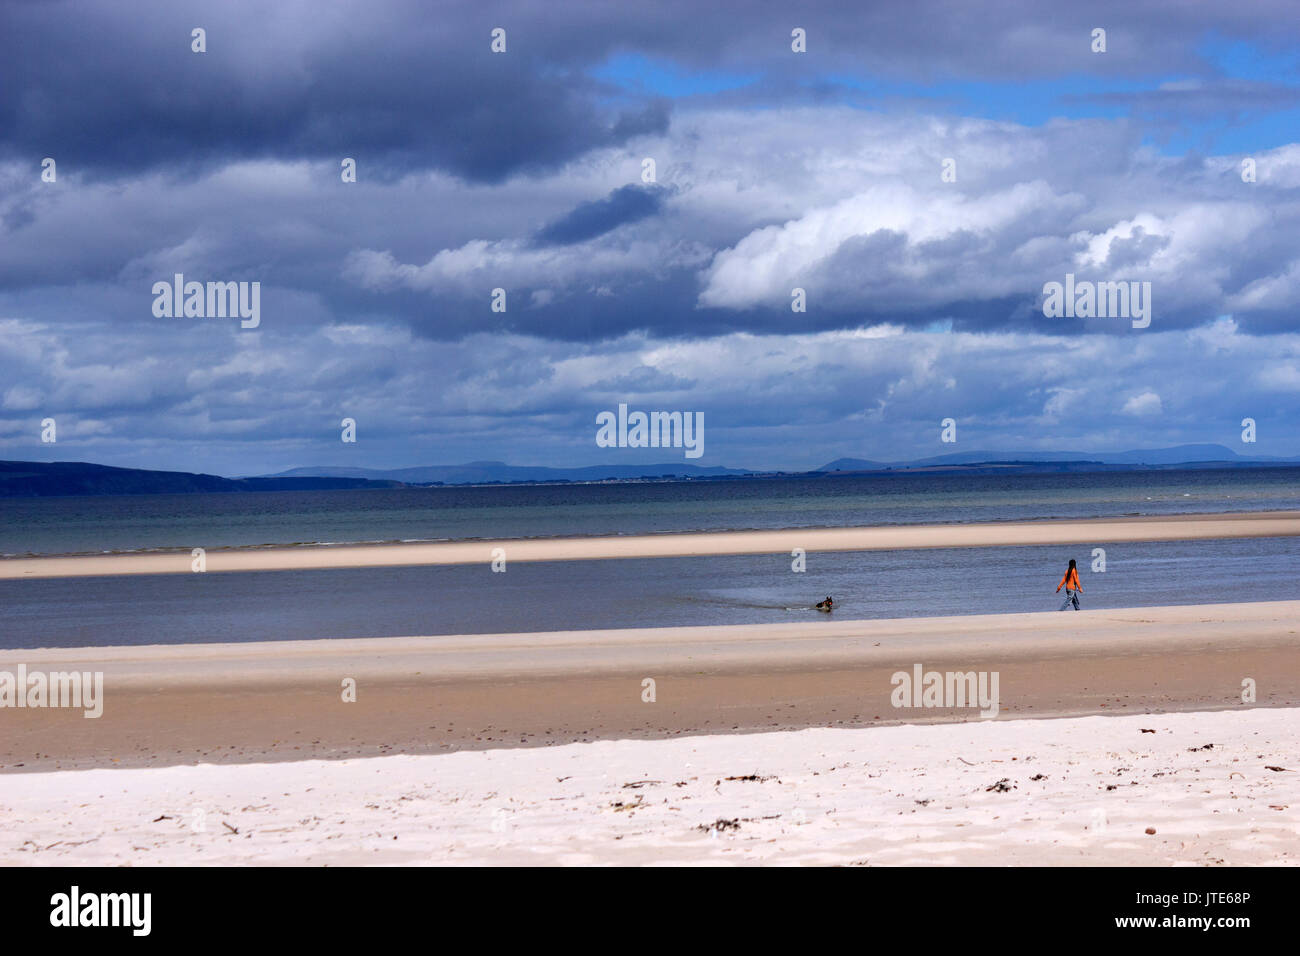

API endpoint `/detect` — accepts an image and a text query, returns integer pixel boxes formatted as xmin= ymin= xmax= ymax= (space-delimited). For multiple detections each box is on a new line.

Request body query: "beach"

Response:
xmin=5 ymin=595 xmax=1298 ymax=865
xmin=4 ymin=512 xmax=1298 ymax=866
xmin=8 ymin=0 xmax=1300 ymax=884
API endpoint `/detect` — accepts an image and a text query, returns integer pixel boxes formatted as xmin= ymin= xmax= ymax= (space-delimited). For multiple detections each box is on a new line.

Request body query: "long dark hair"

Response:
xmin=1067 ymin=559 xmax=1077 ymax=571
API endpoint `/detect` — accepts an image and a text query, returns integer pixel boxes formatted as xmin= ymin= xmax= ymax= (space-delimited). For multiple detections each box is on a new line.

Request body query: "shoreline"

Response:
xmin=3 ymin=600 xmax=1297 ymax=774
xmin=3 ymin=509 xmax=1299 ymax=579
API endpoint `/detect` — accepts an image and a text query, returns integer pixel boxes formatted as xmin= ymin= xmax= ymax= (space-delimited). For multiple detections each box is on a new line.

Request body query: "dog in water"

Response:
xmin=815 ymin=596 xmax=834 ymax=612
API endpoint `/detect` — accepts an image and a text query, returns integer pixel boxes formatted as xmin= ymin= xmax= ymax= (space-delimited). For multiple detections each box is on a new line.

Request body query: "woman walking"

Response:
xmin=1056 ymin=558 xmax=1083 ymax=610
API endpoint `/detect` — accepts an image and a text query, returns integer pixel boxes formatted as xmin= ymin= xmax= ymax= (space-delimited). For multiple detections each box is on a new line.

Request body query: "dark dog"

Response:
xmin=815 ymin=596 xmax=834 ymax=612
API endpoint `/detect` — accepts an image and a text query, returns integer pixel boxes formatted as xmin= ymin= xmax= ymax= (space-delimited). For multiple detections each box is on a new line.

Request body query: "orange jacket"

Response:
xmin=1057 ymin=567 xmax=1081 ymax=592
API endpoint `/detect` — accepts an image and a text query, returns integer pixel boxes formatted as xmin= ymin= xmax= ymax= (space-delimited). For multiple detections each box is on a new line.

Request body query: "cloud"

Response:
xmin=7 ymin=101 xmax=1300 ymax=345
xmin=534 ymin=185 xmax=666 ymax=246
xmin=0 ymin=1 xmax=671 ymax=184
xmin=2 ymin=384 xmax=43 ymax=411
xmin=697 ymin=180 xmax=1074 ymax=311
xmin=3 ymin=313 xmax=1298 ymax=472
xmin=1121 ymin=390 xmax=1164 ymax=416
xmin=8 ymin=1 xmax=1300 ymax=183
xmin=3 ymin=1 xmax=1300 ymax=471
xmin=1257 ymin=363 xmax=1300 ymax=391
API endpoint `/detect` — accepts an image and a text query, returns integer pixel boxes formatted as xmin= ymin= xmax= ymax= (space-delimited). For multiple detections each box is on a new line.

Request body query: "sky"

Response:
xmin=2 ymin=0 xmax=1300 ymax=475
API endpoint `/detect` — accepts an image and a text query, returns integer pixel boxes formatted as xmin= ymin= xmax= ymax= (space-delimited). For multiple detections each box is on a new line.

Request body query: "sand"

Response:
xmin=3 ymin=601 xmax=1297 ymax=773
xmin=4 ymin=510 xmax=1299 ymax=579
xmin=3 ymin=707 xmax=1296 ymax=866
xmin=4 ymin=598 xmax=1296 ymax=866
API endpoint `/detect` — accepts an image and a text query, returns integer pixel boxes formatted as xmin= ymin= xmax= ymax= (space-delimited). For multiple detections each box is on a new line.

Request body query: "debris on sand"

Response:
xmin=985 ymin=779 xmax=1015 ymax=793
xmin=697 ymin=818 xmax=741 ymax=834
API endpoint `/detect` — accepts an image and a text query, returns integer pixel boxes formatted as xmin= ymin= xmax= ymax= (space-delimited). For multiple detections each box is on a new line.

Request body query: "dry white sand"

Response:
xmin=5 ymin=707 xmax=1297 ymax=866
xmin=4 ymin=510 xmax=1298 ymax=579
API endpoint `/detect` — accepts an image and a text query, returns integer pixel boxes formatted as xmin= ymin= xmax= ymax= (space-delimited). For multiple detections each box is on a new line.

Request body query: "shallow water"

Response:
xmin=3 ymin=535 xmax=1295 ymax=649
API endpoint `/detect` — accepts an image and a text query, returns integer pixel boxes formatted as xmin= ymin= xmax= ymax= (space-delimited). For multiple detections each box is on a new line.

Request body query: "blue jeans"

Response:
xmin=1059 ymin=589 xmax=1081 ymax=611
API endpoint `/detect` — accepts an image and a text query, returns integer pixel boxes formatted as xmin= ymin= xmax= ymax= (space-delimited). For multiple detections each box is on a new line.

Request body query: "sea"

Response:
xmin=1 ymin=467 xmax=1298 ymax=648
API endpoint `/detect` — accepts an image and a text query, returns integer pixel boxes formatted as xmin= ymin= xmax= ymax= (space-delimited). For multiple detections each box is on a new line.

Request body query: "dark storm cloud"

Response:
xmin=5 ymin=0 xmax=1300 ymax=184
xmin=0 ymin=0 xmax=668 ymax=184
xmin=534 ymin=184 xmax=666 ymax=246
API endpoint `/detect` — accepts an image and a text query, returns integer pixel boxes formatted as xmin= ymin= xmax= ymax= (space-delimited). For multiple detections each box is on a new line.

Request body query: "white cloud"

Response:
xmin=2 ymin=384 xmax=42 ymax=411
xmin=5 ymin=102 xmax=1300 ymax=471
xmin=1121 ymin=390 xmax=1163 ymax=416
xmin=4 ymin=314 xmax=1299 ymax=470
xmin=319 ymin=111 xmax=1300 ymax=326
xmin=1042 ymin=387 xmax=1083 ymax=421
xmin=1257 ymin=364 xmax=1300 ymax=391
xmin=698 ymin=180 xmax=1070 ymax=310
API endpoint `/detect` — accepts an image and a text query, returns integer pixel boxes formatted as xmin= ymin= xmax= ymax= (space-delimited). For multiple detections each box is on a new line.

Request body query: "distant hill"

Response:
xmin=818 ymin=444 xmax=1300 ymax=472
xmin=265 ymin=460 xmax=755 ymax=484
xmin=0 ymin=460 xmax=406 ymax=497
xmin=818 ymin=458 xmax=893 ymax=472
xmin=5 ymin=443 xmax=1300 ymax=497
xmin=278 ymin=444 xmax=1299 ymax=487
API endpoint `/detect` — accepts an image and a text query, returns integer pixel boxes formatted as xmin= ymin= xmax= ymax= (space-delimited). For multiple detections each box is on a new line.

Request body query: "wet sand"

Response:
xmin=3 ymin=601 xmax=1297 ymax=773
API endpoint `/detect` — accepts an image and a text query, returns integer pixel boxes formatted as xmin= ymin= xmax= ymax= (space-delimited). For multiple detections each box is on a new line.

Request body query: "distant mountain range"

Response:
xmin=275 ymin=444 xmax=1300 ymax=484
xmin=2 ymin=444 xmax=1298 ymax=496
xmin=0 ymin=460 xmax=405 ymax=497
xmin=818 ymin=443 xmax=1300 ymax=472
xmin=263 ymin=460 xmax=752 ymax=484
